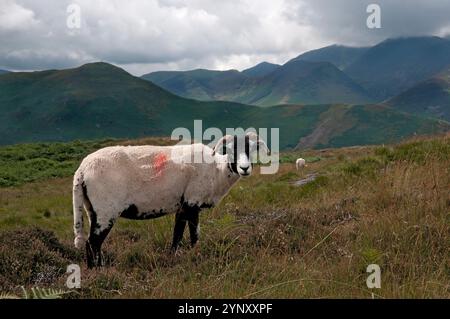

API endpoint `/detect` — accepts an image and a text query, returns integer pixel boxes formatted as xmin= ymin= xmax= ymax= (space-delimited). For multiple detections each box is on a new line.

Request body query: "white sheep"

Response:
xmin=296 ymin=158 xmax=307 ymax=170
xmin=73 ymin=133 xmax=269 ymax=267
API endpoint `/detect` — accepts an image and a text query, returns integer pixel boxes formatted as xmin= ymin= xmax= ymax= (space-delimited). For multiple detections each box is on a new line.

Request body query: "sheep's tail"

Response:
xmin=73 ymin=170 xmax=86 ymax=249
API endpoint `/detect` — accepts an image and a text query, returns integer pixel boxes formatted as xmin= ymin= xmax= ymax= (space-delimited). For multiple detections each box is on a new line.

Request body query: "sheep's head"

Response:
xmin=212 ymin=132 xmax=270 ymax=177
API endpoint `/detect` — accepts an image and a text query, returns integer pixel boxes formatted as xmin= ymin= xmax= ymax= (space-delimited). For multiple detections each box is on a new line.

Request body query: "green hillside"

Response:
xmin=386 ymin=67 xmax=450 ymax=121
xmin=0 ymin=62 xmax=448 ymax=149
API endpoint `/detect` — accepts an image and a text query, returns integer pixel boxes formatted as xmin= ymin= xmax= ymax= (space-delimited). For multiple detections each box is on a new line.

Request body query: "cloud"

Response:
xmin=0 ymin=0 xmax=449 ymax=75
xmin=0 ymin=0 xmax=39 ymax=31
xmin=294 ymin=0 xmax=450 ymax=46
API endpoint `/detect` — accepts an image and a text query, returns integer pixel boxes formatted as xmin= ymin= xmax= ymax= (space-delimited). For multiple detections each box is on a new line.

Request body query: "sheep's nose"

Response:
xmin=240 ymin=165 xmax=249 ymax=172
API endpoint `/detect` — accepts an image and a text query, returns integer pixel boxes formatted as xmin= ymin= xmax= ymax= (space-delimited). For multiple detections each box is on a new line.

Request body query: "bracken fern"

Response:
xmin=20 ymin=286 xmax=70 ymax=299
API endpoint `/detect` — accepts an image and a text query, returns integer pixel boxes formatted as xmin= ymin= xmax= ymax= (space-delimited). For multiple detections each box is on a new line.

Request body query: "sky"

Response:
xmin=1 ymin=0 xmax=450 ymax=75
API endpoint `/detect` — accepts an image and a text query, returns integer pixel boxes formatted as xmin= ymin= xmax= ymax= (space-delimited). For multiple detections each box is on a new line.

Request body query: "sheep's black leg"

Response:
xmin=187 ymin=208 xmax=200 ymax=247
xmin=86 ymin=235 xmax=100 ymax=268
xmin=85 ymin=239 xmax=96 ymax=268
xmin=171 ymin=212 xmax=186 ymax=252
xmin=86 ymin=217 xmax=115 ymax=268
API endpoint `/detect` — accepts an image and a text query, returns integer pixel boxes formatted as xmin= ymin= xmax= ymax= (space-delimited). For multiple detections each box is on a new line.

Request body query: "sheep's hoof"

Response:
xmin=191 ymin=243 xmax=201 ymax=256
xmin=74 ymin=235 xmax=85 ymax=249
xmin=170 ymin=245 xmax=180 ymax=255
xmin=172 ymin=243 xmax=194 ymax=257
xmin=170 ymin=248 xmax=184 ymax=257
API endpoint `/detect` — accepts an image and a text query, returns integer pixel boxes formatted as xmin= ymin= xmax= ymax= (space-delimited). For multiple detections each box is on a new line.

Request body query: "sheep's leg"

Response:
xmin=86 ymin=218 xmax=115 ymax=268
xmin=171 ymin=212 xmax=187 ymax=252
xmin=187 ymin=209 xmax=200 ymax=247
xmin=86 ymin=231 xmax=109 ymax=267
xmin=85 ymin=240 xmax=95 ymax=268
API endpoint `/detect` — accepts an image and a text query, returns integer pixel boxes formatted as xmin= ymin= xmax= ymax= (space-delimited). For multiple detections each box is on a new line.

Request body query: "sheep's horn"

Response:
xmin=246 ymin=132 xmax=271 ymax=155
xmin=212 ymin=135 xmax=234 ymax=155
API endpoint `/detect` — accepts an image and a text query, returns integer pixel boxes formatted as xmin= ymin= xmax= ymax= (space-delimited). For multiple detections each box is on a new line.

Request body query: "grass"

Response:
xmin=0 ymin=134 xmax=449 ymax=298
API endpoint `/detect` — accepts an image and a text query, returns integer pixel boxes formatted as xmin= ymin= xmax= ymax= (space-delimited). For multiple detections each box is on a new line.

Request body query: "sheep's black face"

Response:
xmin=227 ymin=135 xmax=252 ymax=177
xmin=213 ymin=133 xmax=270 ymax=177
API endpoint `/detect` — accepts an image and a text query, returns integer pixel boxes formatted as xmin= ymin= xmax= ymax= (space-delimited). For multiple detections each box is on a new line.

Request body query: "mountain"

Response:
xmin=143 ymin=60 xmax=372 ymax=106
xmin=0 ymin=62 xmax=448 ymax=149
xmin=345 ymin=36 xmax=450 ymax=101
xmin=0 ymin=63 xmax=254 ymax=145
xmin=0 ymin=69 xmax=10 ymax=75
xmin=142 ymin=36 xmax=450 ymax=104
xmin=234 ymin=60 xmax=372 ymax=106
xmin=386 ymin=67 xmax=450 ymax=121
xmin=290 ymin=44 xmax=369 ymax=70
xmin=242 ymin=62 xmax=280 ymax=77
xmin=142 ymin=68 xmax=248 ymax=101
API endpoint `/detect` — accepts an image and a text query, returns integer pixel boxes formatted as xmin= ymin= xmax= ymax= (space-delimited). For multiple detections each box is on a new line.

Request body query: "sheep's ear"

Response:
xmin=212 ymin=135 xmax=234 ymax=155
xmin=246 ymin=132 xmax=271 ymax=156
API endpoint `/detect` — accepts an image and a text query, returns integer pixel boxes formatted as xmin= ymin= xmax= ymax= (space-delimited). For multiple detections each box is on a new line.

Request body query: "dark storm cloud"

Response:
xmin=0 ymin=0 xmax=449 ymax=75
xmin=295 ymin=0 xmax=450 ymax=46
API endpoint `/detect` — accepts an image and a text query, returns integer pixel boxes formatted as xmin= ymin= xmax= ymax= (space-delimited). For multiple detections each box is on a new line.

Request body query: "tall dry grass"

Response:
xmin=0 ymin=134 xmax=449 ymax=298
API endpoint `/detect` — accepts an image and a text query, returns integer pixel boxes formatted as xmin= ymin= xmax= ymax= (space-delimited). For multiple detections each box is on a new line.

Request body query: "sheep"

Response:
xmin=73 ymin=132 xmax=269 ymax=267
xmin=296 ymin=158 xmax=307 ymax=170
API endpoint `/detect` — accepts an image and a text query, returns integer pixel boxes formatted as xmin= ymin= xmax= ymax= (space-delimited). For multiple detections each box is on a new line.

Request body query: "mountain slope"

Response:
xmin=290 ymin=45 xmax=369 ymax=70
xmin=0 ymin=63 xmax=254 ymax=144
xmin=242 ymin=62 xmax=280 ymax=77
xmin=0 ymin=62 xmax=447 ymax=149
xmin=142 ymin=68 xmax=248 ymax=101
xmin=345 ymin=36 xmax=450 ymax=101
xmin=235 ymin=60 xmax=372 ymax=106
xmin=386 ymin=67 xmax=450 ymax=121
xmin=143 ymin=60 xmax=372 ymax=106
xmin=298 ymin=104 xmax=449 ymax=149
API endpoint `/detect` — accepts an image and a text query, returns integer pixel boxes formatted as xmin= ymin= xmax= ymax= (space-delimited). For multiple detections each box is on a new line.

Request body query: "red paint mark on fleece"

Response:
xmin=153 ymin=153 xmax=168 ymax=177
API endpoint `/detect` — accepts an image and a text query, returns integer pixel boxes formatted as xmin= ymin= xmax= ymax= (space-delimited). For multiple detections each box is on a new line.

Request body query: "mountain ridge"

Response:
xmin=289 ymin=44 xmax=369 ymax=70
xmin=143 ymin=59 xmax=373 ymax=106
xmin=143 ymin=36 xmax=450 ymax=106
xmin=242 ymin=62 xmax=280 ymax=77
xmin=345 ymin=36 xmax=450 ymax=101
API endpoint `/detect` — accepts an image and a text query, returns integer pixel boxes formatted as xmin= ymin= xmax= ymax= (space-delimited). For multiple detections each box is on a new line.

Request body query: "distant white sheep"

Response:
xmin=296 ymin=158 xmax=307 ymax=170
xmin=73 ymin=133 xmax=269 ymax=267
